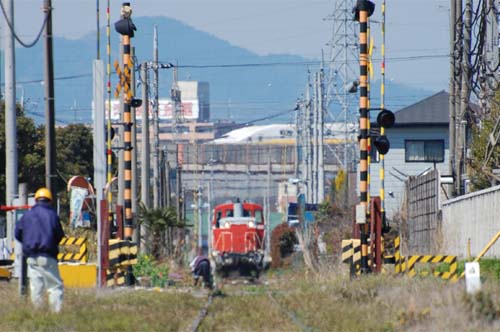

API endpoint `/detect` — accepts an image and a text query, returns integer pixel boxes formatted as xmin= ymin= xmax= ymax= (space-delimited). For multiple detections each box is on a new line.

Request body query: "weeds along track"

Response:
xmin=266 ymin=290 xmax=315 ymax=332
xmin=189 ymin=276 xmax=315 ymax=332
xmin=189 ymin=293 xmax=213 ymax=332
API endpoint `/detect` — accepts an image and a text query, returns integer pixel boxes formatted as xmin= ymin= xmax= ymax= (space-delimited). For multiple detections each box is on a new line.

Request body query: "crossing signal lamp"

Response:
xmin=353 ymin=0 xmax=375 ymax=22
xmin=373 ymin=135 xmax=390 ymax=155
xmin=377 ymin=109 xmax=395 ymax=129
xmin=371 ymin=108 xmax=395 ymax=155
xmin=130 ymin=98 xmax=142 ymax=108
xmin=115 ymin=3 xmax=136 ymax=37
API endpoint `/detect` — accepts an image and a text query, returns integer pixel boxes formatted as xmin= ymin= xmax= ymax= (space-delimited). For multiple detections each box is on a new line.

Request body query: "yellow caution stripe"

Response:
xmin=404 ymin=255 xmax=458 ymax=281
xmin=57 ymin=237 xmax=88 ymax=263
xmin=109 ymin=239 xmax=138 ymax=268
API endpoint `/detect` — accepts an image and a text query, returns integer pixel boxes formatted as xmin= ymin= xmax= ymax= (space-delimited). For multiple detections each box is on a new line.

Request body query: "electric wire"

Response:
xmin=0 ymin=1 xmax=49 ymax=48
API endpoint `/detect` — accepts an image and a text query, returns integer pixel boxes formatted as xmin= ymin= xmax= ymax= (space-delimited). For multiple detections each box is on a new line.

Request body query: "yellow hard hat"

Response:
xmin=35 ymin=187 xmax=53 ymax=201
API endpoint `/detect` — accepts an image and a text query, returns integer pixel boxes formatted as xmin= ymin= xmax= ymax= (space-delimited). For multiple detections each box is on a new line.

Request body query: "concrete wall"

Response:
xmin=442 ymin=185 xmax=500 ymax=258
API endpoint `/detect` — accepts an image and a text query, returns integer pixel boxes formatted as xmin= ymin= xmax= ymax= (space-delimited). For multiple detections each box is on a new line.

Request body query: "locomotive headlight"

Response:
xmin=224 ymin=222 xmax=230 ymax=229
xmin=248 ymin=221 xmax=255 ymax=228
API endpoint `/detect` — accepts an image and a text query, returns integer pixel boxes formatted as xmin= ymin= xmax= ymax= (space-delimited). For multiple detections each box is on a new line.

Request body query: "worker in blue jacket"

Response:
xmin=189 ymin=248 xmax=213 ymax=289
xmin=15 ymin=188 xmax=65 ymax=313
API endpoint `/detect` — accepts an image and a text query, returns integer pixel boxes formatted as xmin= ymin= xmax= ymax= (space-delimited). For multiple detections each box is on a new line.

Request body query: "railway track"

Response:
xmin=188 ymin=276 xmax=315 ymax=332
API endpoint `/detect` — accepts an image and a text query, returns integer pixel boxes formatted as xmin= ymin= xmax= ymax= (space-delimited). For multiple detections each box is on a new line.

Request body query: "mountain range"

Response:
xmin=13 ymin=16 xmax=434 ymax=125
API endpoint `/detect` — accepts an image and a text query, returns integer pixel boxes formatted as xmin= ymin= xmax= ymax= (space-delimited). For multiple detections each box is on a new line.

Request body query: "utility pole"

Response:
xmin=152 ymin=25 xmax=160 ymax=209
xmin=304 ymin=76 xmax=312 ymax=203
xmin=318 ymin=69 xmax=325 ymax=203
xmin=457 ymin=0 xmax=472 ymax=195
xmin=197 ymin=186 xmax=203 ymax=249
xmin=140 ymin=62 xmax=150 ymax=252
xmin=3 ymin=0 xmax=17 ymax=273
xmin=43 ymin=0 xmax=56 ymax=193
xmin=265 ymin=153 xmax=272 ymax=258
xmin=93 ymin=59 xmax=105 ymax=283
xmin=140 ymin=63 xmax=151 ymax=209
xmin=453 ymin=0 xmax=463 ymax=196
xmin=294 ymin=99 xmax=301 ymax=178
xmin=96 ymin=0 xmax=100 ymax=59
xmin=312 ymin=73 xmax=319 ymax=204
xmin=449 ymin=0 xmax=457 ymax=192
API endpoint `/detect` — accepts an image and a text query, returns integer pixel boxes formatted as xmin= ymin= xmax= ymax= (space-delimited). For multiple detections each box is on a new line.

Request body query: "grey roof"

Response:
xmin=394 ymin=90 xmax=449 ymax=126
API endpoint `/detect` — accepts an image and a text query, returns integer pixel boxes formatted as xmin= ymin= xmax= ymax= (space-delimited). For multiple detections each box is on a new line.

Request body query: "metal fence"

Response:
xmin=405 ymin=170 xmax=440 ymax=255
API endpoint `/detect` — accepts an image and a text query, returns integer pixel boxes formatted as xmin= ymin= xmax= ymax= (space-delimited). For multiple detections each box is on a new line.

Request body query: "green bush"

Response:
xmin=132 ymin=254 xmax=169 ymax=288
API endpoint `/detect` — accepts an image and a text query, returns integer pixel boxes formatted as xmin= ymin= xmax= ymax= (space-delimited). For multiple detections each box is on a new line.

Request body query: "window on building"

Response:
xmin=405 ymin=140 xmax=444 ymax=162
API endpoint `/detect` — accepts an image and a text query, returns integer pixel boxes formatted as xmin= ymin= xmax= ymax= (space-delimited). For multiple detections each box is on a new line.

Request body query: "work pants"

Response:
xmin=27 ymin=255 xmax=64 ymax=313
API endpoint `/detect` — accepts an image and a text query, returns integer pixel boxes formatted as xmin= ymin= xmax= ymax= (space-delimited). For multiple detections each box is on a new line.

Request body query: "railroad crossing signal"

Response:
xmin=114 ymin=59 xmax=132 ymax=100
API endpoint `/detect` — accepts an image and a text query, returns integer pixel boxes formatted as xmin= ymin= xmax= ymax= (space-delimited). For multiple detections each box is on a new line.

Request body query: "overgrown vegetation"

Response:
xmin=132 ymin=254 xmax=169 ymax=287
xmin=4 ymin=265 xmax=500 ymax=331
xmin=270 ymin=223 xmax=297 ymax=268
xmin=469 ymin=92 xmax=500 ymax=190
xmin=137 ymin=203 xmax=191 ymax=261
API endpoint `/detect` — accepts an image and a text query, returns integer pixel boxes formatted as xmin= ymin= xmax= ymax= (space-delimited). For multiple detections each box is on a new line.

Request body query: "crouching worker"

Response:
xmin=15 ymin=188 xmax=65 ymax=313
xmin=189 ymin=248 xmax=213 ymax=289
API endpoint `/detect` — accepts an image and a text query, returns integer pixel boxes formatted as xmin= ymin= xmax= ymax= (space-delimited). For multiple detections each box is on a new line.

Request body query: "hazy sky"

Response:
xmin=13 ymin=0 xmax=450 ymax=91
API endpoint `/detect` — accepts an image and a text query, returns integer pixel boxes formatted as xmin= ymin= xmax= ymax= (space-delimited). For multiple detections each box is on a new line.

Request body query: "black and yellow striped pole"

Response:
xmin=115 ymin=2 xmax=137 ymax=240
xmin=354 ymin=0 xmax=374 ymax=274
xmin=380 ymin=0 xmax=387 ymax=231
xmin=106 ymin=0 xmax=113 ymax=228
xmin=366 ymin=19 xmax=373 ymax=228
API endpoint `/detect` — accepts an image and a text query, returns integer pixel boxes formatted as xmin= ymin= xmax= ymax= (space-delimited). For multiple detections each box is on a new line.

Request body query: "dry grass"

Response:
xmin=0 ymin=283 xmax=203 ymax=332
xmin=2 ymin=264 xmax=500 ymax=331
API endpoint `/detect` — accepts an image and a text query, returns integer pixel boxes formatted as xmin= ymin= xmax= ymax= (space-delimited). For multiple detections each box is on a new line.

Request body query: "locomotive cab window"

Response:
xmin=243 ymin=209 xmax=250 ymax=217
xmin=226 ymin=210 xmax=233 ymax=217
xmin=255 ymin=210 xmax=263 ymax=224
xmin=215 ymin=211 xmax=222 ymax=228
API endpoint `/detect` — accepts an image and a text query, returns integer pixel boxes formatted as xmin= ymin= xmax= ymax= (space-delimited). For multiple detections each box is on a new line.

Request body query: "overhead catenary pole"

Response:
xmin=152 ymin=25 xmax=160 ymax=209
xmin=357 ymin=0 xmax=371 ymax=274
xmin=3 ymin=0 xmax=18 ymax=276
xmin=43 ymin=0 xmax=56 ymax=193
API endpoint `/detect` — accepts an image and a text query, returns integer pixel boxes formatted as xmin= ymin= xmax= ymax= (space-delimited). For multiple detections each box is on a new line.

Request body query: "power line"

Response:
xmin=0 ymin=1 xmax=48 ymax=48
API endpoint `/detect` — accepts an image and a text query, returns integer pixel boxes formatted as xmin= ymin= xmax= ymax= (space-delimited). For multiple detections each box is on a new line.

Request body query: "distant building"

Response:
xmin=212 ymin=123 xmax=357 ymax=144
xmin=105 ymin=81 xmax=210 ymax=122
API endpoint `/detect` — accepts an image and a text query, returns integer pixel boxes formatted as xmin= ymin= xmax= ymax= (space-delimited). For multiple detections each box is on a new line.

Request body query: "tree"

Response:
xmin=0 ymin=103 xmax=94 ymax=208
xmin=137 ymin=203 xmax=187 ymax=260
xmin=55 ymin=124 xmax=94 ymax=187
xmin=0 ymin=103 xmax=45 ymax=206
xmin=469 ymin=93 xmax=500 ymax=191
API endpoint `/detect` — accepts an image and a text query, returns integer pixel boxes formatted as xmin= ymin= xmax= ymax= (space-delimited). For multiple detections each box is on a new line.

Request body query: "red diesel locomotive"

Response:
xmin=211 ymin=199 xmax=266 ymax=276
